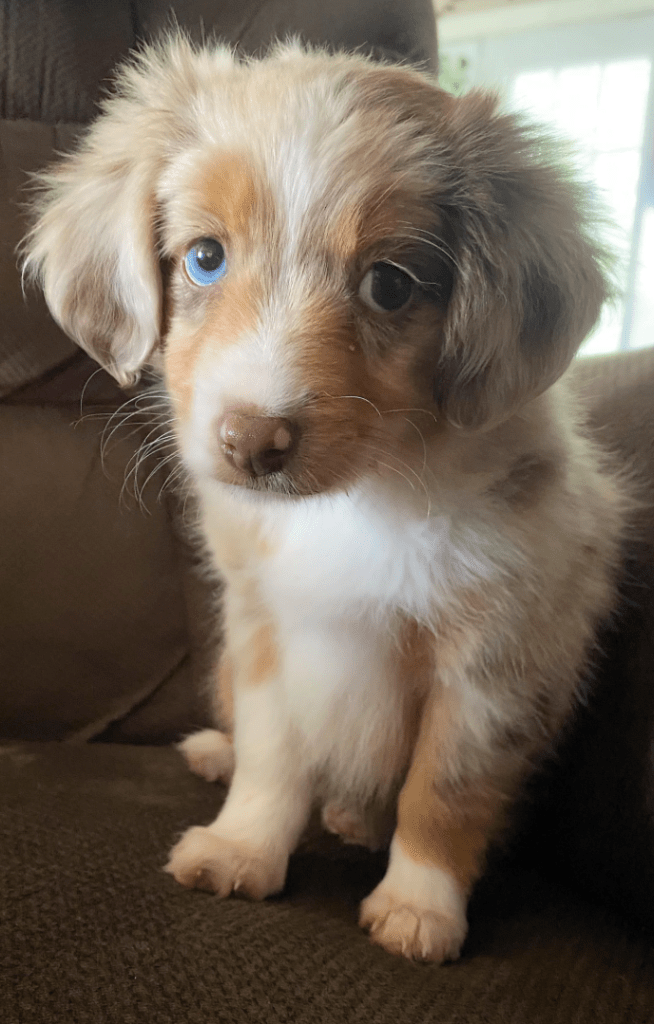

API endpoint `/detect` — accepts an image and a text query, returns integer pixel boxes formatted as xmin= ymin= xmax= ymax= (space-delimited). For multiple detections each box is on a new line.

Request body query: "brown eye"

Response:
xmin=359 ymin=262 xmax=414 ymax=313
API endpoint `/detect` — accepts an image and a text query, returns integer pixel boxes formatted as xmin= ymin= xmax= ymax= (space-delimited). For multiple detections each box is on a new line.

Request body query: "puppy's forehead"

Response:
xmin=193 ymin=153 xmax=263 ymax=238
xmin=163 ymin=62 xmax=444 ymax=256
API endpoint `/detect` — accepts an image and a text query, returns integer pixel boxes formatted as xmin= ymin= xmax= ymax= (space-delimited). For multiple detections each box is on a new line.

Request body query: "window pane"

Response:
xmin=592 ymin=149 xmax=641 ymax=259
xmin=554 ymin=65 xmax=602 ymax=151
xmin=512 ymin=71 xmax=556 ymax=122
xmin=580 ymin=300 xmax=624 ymax=356
xmin=631 ymin=207 xmax=654 ymax=350
xmin=513 ymin=59 xmax=652 ymax=354
xmin=596 ymin=60 xmax=651 ymax=151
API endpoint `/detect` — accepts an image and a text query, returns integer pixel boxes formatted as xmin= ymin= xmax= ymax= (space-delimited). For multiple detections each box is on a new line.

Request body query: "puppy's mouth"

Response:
xmin=229 ymin=472 xmax=312 ymax=498
xmin=215 ymin=464 xmax=346 ymax=500
xmin=214 ymin=455 xmax=352 ymax=500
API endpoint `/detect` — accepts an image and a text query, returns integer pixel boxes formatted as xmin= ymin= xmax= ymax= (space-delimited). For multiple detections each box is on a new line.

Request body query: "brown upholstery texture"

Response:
xmin=0 ymin=120 xmax=80 ymax=395
xmin=137 ymin=0 xmax=439 ymax=67
xmin=0 ymin=404 xmax=195 ymax=741
xmin=0 ymin=0 xmax=436 ymax=123
xmin=1 ymin=742 xmax=653 ymax=1024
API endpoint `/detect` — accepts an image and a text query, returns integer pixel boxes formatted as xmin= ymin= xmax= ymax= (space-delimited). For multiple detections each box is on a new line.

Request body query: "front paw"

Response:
xmin=177 ymin=729 xmax=234 ymax=784
xmin=164 ymin=826 xmax=286 ymax=900
xmin=359 ymin=882 xmax=467 ymax=963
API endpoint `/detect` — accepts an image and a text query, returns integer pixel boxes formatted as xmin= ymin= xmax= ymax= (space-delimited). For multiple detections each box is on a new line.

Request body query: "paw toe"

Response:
xmin=165 ymin=826 xmax=285 ymax=901
xmin=360 ymin=886 xmax=467 ymax=964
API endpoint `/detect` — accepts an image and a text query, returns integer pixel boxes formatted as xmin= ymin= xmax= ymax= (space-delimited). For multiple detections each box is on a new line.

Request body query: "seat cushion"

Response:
xmin=1 ymin=742 xmax=653 ymax=1024
xmin=0 ymin=404 xmax=212 ymax=743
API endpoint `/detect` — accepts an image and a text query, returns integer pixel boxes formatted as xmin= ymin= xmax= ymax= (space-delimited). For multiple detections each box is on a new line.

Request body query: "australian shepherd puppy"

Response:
xmin=23 ymin=35 xmax=625 ymax=962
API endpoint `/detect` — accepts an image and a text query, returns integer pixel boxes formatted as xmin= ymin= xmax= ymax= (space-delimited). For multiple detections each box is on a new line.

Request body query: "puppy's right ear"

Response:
xmin=21 ymin=34 xmax=233 ymax=385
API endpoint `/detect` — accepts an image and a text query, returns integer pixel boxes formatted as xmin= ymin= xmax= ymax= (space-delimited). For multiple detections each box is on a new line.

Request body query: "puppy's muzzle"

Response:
xmin=219 ymin=411 xmax=298 ymax=478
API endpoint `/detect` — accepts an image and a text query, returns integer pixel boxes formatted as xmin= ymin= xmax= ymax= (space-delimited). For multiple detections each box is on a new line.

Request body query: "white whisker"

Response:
xmin=402 ymin=416 xmax=428 ymax=474
xmin=78 ymin=367 xmax=105 ymax=418
xmin=361 ymin=437 xmax=433 ymax=517
xmin=317 ymin=392 xmax=384 ymax=419
xmin=384 ymin=406 xmax=439 ymax=427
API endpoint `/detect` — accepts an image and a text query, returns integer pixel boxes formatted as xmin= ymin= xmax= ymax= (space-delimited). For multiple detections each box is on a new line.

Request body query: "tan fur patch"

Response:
xmin=431 ymin=589 xmax=490 ymax=679
xmin=248 ymin=622 xmax=279 ymax=686
xmin=395 ymin=688 xmax=505 ymax=890
xmin=163 ymin=153 xmax=271 ymax=418
xmin=165 ymin=269 xmax=264 ymax=419
xmin=194 ymin=153 xmax=261 ymax=238
xmin=162 ymin=325 xmax=202 ymax=417
xmin=325 ymin=195 xmax=402 ymax=259
xmin=216 ymin=652 xmax=234 ymax=731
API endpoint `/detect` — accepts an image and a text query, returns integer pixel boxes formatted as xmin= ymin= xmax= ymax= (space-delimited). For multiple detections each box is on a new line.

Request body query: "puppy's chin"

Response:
xmin=205 ymin=462 xmax=353 ymax=501
xmin=219 ymin=472 xmax=316 ymax=500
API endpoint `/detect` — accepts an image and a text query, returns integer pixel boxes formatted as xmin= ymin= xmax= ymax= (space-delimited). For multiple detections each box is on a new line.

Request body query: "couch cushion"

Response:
xmin=136 ymin=0 xmax=438 ymax=68
xmin=0 ymin=1 xmax=134 ymax=122
xmin=0 ymin=120 xmax=82 ymax=397
xmin=0 ymin=404 xmax=211 ymax=742
xmin=1 ymin=741 xmax=652 ymax=1024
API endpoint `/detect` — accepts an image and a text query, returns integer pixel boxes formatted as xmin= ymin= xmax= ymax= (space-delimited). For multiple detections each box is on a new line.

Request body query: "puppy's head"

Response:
xmin=23 ymin=35 xmax=611 ymax=497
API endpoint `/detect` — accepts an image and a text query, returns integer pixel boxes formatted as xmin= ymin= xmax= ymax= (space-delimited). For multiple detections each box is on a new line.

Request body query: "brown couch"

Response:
xmin=1 ymin=3 xmax=653 ymax=1022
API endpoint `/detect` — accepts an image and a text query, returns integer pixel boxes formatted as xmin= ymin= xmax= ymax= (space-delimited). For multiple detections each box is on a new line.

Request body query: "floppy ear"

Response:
xmin=433 ymin=91 xmax=612 ymax=429
xmin=21 ymin=35 xmax=234 ymax=385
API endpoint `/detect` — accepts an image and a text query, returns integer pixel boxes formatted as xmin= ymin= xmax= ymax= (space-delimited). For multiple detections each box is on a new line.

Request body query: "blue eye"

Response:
xmin=184 ymin=238 xmax=227 ymax=286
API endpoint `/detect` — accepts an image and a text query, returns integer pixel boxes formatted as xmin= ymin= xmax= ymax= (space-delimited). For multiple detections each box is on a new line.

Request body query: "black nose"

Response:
xmin=218 ymin=412 xmax=298 ymax=477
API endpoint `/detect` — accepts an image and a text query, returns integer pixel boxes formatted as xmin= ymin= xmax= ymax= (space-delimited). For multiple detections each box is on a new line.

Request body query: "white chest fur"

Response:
xmin=199 ymin=481 xmax=501 ymax=800
xmin=264 ymin=485 xmax=498 ymax=614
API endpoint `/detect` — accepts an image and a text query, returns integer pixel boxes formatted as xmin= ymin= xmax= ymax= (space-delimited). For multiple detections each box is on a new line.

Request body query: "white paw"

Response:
xmin=164 ymin=826 xmax=287 ymax=901
xmin=177 ymin=729 xmax=234 ymax=783
xmin=359 ymin=837 xmax=468 ymax=962
xmin=359 ymin=882 xmax=467 ymax=963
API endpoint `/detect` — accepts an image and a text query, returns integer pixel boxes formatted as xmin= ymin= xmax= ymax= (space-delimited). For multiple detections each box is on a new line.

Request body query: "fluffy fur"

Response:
xmin=23 ymin=34 xmax=626 ymax=963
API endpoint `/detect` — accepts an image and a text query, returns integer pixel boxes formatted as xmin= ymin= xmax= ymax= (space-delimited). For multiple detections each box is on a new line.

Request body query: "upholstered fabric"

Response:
xmin=1 ymin=742 xmax=653 ymax=1024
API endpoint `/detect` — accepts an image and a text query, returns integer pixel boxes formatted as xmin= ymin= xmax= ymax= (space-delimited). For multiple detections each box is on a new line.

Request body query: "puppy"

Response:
xmin=23 ymin=35 xmax=626 ymax=963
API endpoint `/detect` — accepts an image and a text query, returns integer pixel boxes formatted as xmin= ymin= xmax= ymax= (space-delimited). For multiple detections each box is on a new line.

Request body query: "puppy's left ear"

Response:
xmin=434 ymin=91 xmax=612 ymax=429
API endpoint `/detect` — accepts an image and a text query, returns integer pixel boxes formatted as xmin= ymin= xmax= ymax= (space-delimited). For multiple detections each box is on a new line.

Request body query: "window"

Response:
xmin=439 ymin=9 xmax=654 ymax=355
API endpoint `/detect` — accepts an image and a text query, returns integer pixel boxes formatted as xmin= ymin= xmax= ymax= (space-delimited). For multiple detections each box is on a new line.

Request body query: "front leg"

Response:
xmin=177 ymin=654 xmax=235 ymax=783
xmin=360 ymin=685 xmax=521 ymax=963
xmin=166 ymin=596 xmax=312 ymax=901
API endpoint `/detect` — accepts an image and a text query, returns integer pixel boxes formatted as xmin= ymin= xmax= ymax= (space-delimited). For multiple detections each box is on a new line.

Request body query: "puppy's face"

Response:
xmin=159 ymin=80 xmax=454 ymax=495
xmin=23 ymin=38 xmax=610 ymax=498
